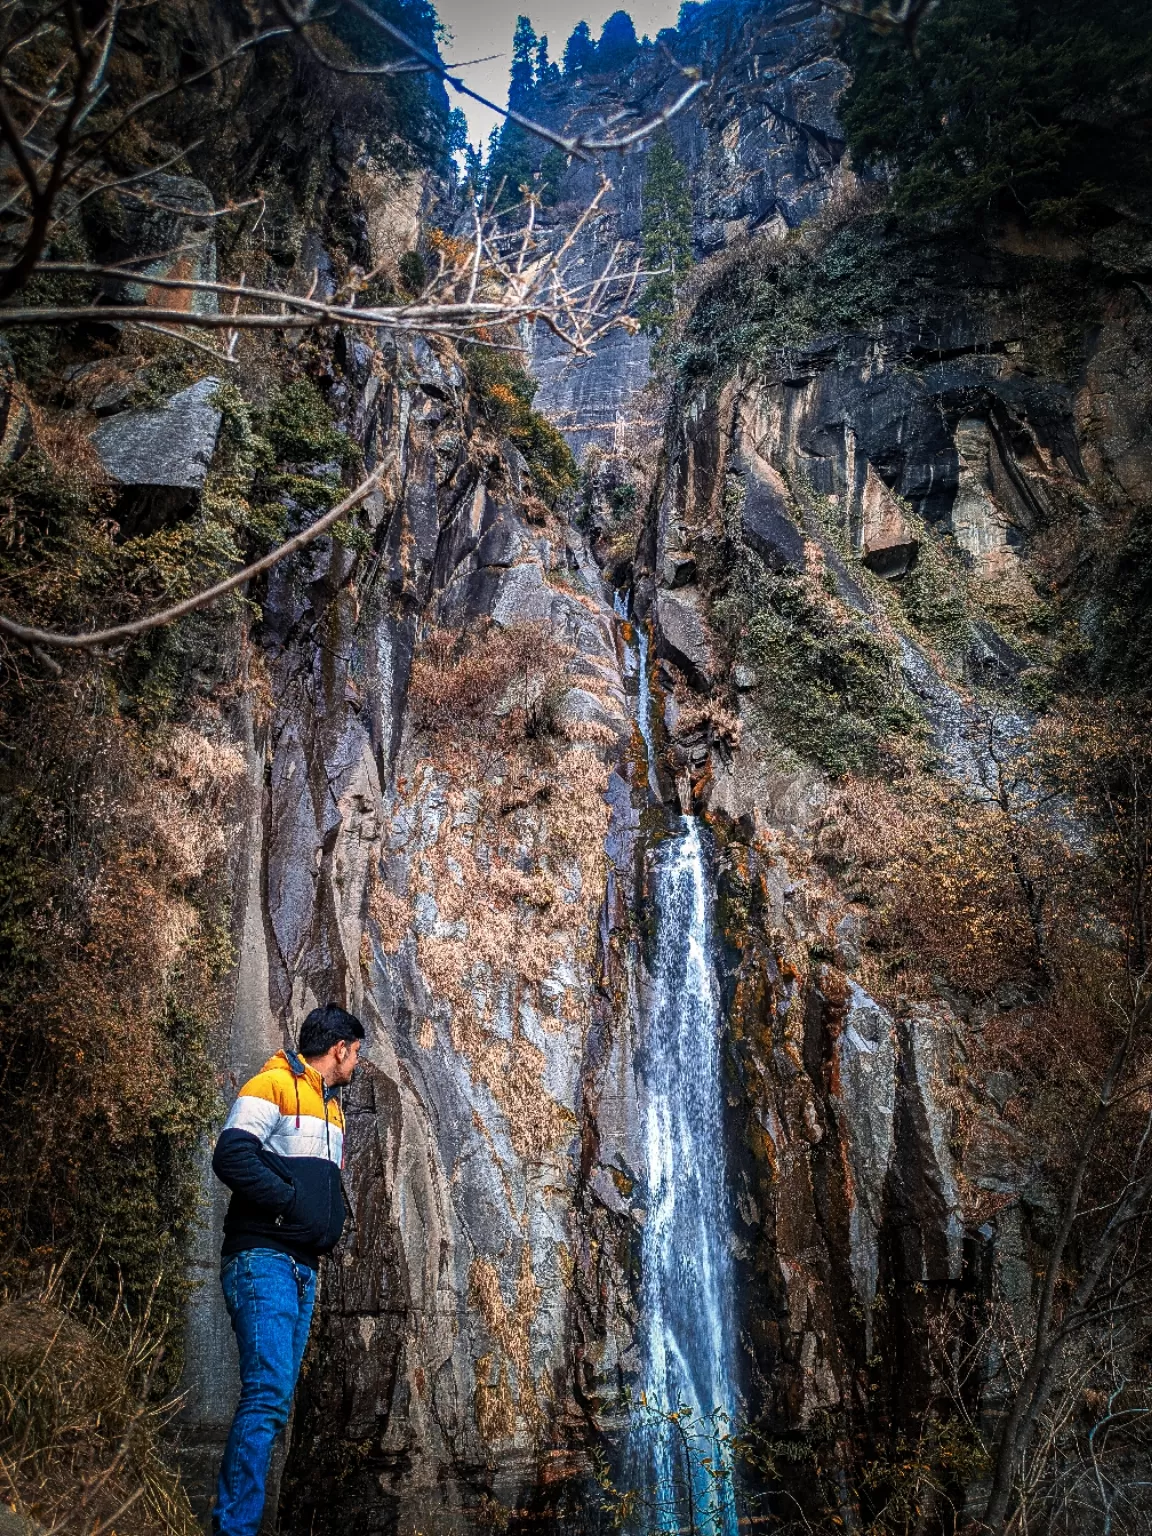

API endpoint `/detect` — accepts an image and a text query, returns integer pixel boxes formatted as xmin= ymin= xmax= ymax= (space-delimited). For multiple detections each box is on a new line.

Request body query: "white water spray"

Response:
xmin=637 ymin=818 xmax=738 ymax=1534
xmin=618 ymin=593 xmax=738 ymax=1532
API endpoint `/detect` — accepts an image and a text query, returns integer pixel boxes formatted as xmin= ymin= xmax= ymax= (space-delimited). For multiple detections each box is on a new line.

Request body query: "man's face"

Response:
xmin=329 ymin=1037 xmax=362 ymax=1086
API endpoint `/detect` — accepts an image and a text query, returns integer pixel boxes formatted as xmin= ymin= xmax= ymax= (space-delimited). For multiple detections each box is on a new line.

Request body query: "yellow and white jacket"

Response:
xmin=212 ymin=1050 xmax=347 ymax=1266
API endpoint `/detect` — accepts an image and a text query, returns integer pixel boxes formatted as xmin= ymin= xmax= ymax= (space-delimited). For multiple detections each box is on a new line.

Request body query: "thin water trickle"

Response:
xmin=635 ymin=624 xmax=661 ymax=801
xmin=616 ymin=589 xmax=661 ymax=801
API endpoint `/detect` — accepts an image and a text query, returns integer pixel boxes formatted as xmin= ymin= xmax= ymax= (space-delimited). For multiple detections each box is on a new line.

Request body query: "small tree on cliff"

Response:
xmin=535 ymin=33 xmax=561 ymax=88
xmin=637 ymin=131 xmax=694 ymax=338
xmin=484 ymin=16 xmax=541 ymax=208
xmin=597 ymin=10 xmax=640 ymax=71
xmin=563 ymin=20 xmax=597 ymax=74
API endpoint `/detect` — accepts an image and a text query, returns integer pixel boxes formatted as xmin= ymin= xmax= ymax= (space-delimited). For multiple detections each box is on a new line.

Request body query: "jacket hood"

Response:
xmin=261 ymin=1049 xmax=324 ymax=1089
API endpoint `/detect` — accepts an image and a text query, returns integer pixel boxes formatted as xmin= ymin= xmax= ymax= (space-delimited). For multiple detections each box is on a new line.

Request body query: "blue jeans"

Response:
xmin=214 ymin=1249 xmax=317 ymax=1536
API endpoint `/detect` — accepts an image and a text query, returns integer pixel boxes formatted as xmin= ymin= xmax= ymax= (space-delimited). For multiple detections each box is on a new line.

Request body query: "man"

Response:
xmin=210 ymin=1003 xmax=364 ymax=1536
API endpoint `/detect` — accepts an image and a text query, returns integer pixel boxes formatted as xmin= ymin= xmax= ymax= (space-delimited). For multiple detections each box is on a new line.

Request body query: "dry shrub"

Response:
xmin=29 ymin=409 xmax=109 ymax=496
xmin=469 ymin=1248 xmax=543 ymax=1438
xmin=820 ymin=701 xmax=1152 ymax=1226
xmin=0 ymin=677 xmax=240 ymax=1333
xmin=0 ymin=1280 xmax=198 ymax=1536
xmin=674 ymin=694 xmax=742 ymax=749
xmin=818 ymin=768 xmax=1052 ymax=1000
xmin=367 ymin=876 xmax=410 ymax=954
xmin=488 ymin=868 xmax=555 ymax=908
xmin=407 ymin=620 xmax=571 ymax=748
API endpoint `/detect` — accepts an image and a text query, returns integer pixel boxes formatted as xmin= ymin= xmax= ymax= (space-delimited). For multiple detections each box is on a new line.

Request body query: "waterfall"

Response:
xmin=637 ymin=818 xmax=738 ymax=1534
xmin=616 ymin=592 xmax=661 ymax=801
xmin=635 ymin=623 xmax=661 ymax=802
xmin=617 ymin=593 xmax=738 ymax=1533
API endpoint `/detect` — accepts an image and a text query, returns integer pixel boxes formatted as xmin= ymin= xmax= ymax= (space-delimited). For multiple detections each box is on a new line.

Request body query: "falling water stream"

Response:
xmin=617 ymin=596 xmax=739 ymax=1534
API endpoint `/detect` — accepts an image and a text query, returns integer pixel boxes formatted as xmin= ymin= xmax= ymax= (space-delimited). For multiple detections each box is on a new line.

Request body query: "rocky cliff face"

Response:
xmin=177 ymin=4 xmax=1151 ymax=1530
xmin=530 ymin=0 xmax=850 ymax=457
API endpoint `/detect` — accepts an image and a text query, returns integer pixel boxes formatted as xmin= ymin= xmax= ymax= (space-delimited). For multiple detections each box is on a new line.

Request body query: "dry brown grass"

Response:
xmin=0 ymin=680 xmax=244 ymax=1322
xmin=469 ymin=1248 xmax=543 ymax=1442
xmin=407 ymin=619 xmax=570 ymax=746
xmin=0 ymin=1275 xmax=198 ymax=1536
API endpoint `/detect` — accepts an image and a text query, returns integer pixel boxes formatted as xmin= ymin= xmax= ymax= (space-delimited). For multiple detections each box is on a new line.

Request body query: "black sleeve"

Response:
xmin=212 ymin=1127 xmax=295 ymax=1213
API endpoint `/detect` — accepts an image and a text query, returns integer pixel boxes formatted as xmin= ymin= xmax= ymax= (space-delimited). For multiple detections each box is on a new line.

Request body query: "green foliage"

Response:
xmin=484 ymin=124 xmax=537 ymax=210
xmin=840 ymin=0 xmax=1152 ymax=226
xmin=320 ymin=0 xmax=457 ymax=171
xmin=609 ymin=482 xmax=638 ymax=521
xmin=446 ymin=107 xmax=469 ymax=156
xmin=0 ymin=370 xmax=334 ymax=1340
xmin=482 ymin=15 xmax=572 ymax=210
xmin=706 ymin=481 xmax=921 ymax=776
xmin=673 ymin=216 xmax=919 ymax=386
xmin=637 ymin=132 xmax=694 ymax=339
xmin=398 ymin=248 xmax=427 ymax=296
xmin=509 ymin=14 xmax=538 ymax=109
xmin=535 ymin=34 xmax=561 ymax=88
xmin=597 ymin=10 xmax=639 ymax=70
xmin=256 ymin=379 xmax=356 ymax=469
xmin=463 ymin=346 xmax=577 ymax=506
xmin=896 ymin=527 xmax=971 ymax=654
xmin=4 ymin=240 xmax=91 ymax=390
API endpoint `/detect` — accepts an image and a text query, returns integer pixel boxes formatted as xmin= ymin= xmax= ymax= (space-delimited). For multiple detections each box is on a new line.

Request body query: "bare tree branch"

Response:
xmin=305 ymin=0 xmax=708 ymax=160
xmin=0 ymin=468 xmax=386 ymax=653
xmin=1 ymin=179 xmax=652 ymax=352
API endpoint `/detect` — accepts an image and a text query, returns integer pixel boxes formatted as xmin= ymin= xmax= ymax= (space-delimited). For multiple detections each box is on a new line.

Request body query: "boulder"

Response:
xmin=655 ymin=588 xmax=715 ymax=688
xmin=859 ymin=463 xmax=918 ymax=578
xmin=490 ymin=561 xmax=553 ymax=627
xmin=556 ymin=685 xmax=631 ymax=750
xmin=97 ymin=173 xmax=217 ymax=316
xmin=740 ymin=462 xmax=806 ymax=572
xmin=92 ymin=377 xmax=222 ymax=535
xmin=475 ymin=508 xmax=529 ymax=569
xmin=660 ymin=550 xmax=697 ymax=588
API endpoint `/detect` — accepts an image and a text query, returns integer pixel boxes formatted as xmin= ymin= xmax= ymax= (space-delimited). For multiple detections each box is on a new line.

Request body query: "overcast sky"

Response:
xmin=434 ymin=1 xmax=684 ymax=149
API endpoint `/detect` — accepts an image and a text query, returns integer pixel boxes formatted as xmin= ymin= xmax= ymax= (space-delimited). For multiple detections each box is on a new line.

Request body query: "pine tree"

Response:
xmin=446 ymin=109 xmax=468 ymax=157
xmin=840 ymin=0 xmax=1152 ymax=226
xmin=486 ymin=15 xmax=540 ymax=209
xmin=508 ymin=14 xmax=538 ymax=111
xmin=535 ymin=34 xmax=560 ymax=88
xmin=636 ymin=132 xmax=694 ymax=338
xmin=463 ymin=142 xmax=485 ymax=193
xmin=597 ymin=11 xmax=639 ymax=71
xmin=563 ymin=21 xmax=596 ymax=75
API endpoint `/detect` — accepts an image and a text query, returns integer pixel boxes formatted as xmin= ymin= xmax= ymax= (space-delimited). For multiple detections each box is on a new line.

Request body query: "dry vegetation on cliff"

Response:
xmin=384 ymin=618 xmax=613 ymax=1165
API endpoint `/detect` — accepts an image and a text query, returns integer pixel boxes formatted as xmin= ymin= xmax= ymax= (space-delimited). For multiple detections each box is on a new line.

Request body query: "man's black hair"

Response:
xmin=298 ymin=1003 xmax=365 ymax=1059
